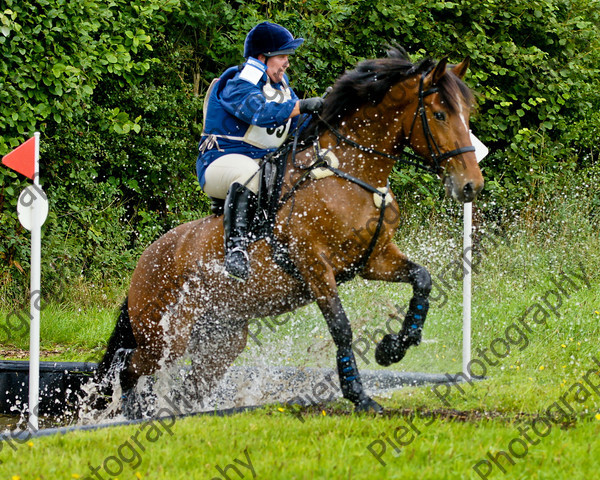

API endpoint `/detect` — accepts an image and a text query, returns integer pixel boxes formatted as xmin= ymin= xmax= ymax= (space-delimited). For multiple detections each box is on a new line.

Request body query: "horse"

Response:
xmin=94 ymin=47 xmax=484 ymax=415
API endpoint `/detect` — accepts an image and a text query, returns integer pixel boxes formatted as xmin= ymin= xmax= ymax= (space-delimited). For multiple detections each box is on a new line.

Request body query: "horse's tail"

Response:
xmin=95 ymin=297 xmax=137 ymax=387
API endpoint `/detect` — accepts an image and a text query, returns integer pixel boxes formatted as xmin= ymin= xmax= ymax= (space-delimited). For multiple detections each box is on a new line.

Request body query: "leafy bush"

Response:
xmin=1 ymin=0 xmax=599 ymax=305
xmin=0 ymin=0 xmax=180 ymax=301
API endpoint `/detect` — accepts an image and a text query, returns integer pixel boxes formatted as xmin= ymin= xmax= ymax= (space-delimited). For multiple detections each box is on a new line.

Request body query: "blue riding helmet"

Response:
xmin=243 ymin=22 xmax=304 ymax=59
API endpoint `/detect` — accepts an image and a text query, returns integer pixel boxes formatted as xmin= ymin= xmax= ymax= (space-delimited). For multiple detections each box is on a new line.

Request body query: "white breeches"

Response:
xmin=202 ymin=154 xmax=260 ymax=199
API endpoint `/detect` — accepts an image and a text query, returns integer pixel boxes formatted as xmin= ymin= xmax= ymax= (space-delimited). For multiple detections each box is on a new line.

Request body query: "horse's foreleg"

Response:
xmin=361 ymin=243 xmax=432 ymax=366
xmin=299 ymin=265 xmax=383 ymax=413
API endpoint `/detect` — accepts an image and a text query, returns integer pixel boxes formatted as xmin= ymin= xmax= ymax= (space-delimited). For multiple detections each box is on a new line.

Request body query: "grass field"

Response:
xmin=1 ymin=193 xmax=599 ymax=479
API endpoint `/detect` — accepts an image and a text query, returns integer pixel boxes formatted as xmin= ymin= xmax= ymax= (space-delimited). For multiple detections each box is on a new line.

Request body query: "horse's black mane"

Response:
xmin=299 ymin=46 xmax=473 ymax=141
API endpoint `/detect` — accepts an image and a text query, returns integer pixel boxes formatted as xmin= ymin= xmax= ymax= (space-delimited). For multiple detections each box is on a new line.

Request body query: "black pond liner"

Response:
xmin=0 ymin=360 xmax=97 ymax=415
xmin=0 ymin=360 xmax=475 ymax=439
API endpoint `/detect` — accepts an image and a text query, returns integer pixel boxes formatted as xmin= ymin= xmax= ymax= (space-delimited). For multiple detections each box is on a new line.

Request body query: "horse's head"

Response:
xmin=400 ymin=57 xmax=484 ymax=202
xmin=309 ymin=48 xmax=484 ymax=203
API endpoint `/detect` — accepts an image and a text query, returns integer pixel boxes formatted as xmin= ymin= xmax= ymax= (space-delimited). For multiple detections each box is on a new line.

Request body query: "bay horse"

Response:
xmin=95 ymin=48 xmax=484 ymax=414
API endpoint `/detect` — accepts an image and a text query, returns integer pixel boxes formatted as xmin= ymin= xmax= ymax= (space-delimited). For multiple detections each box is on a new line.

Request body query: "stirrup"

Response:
xmin=225 ymin=246 xmax=250 ymax=281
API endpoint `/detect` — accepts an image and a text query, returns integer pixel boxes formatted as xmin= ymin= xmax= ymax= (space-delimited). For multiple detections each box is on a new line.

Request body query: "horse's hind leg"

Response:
xmin=182 ymin=314 xmax=248 ymax=403
xmin=118 ymin=298 xmax=199 ymax=417
xmin=361 ymin=243 xmax=432 ymax=366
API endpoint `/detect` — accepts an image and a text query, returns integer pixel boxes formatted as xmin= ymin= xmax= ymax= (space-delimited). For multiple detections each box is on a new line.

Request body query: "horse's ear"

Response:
xmin=451 ymin=57 xmax=471 ymax=80
xmin=430 ymin=57 xmax=449 ymax=85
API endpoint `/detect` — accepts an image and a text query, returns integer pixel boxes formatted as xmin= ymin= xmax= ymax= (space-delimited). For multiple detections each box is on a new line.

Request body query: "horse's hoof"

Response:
xmin=375 ymin=334 xmax=408 ymax=366
xmin=355 ymin=397 xmax=384 ymax=414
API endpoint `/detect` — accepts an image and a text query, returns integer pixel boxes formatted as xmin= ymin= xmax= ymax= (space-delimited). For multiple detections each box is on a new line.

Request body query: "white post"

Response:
xmin=462 ymin=201 xmax=473 ymax=378
xmin=28 ymin=131 xmax=41 ymax=431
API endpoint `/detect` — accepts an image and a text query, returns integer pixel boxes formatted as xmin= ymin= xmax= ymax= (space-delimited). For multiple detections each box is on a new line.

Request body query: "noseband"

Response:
xmin=320 ymin=70 xmax=476 ymax=174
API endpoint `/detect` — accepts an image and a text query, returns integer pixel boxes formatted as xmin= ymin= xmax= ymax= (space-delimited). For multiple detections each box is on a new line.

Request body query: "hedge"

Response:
xmin=1 ymin=0 xmax=599 ymax=302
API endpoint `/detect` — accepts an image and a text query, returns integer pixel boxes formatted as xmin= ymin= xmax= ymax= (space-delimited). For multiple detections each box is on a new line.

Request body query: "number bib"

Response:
xmin=243 ymin=81 xmax=292 ymax=149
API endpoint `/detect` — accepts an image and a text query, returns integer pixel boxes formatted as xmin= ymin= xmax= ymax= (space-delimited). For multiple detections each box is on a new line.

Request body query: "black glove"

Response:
xmin=299 ymin=97 xmax=324 ymax=114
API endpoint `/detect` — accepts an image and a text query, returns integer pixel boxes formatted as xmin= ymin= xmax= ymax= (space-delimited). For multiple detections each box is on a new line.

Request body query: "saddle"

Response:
xmin=208 ymin=151 xmax=285 ymax=231
xmin=209 ymin=143 xmax=304 ymax=280
xmin=208 ymin=133 xmax=390 ymax=285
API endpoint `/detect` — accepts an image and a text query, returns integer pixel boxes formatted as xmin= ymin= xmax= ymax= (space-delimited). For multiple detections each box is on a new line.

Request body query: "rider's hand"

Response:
xmin=299 ymin=97 xmax=325 ymax=114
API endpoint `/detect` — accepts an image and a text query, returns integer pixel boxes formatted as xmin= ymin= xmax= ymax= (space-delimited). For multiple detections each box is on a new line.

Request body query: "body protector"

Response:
xmin=196 ymin=57 xmax=300 ymax=188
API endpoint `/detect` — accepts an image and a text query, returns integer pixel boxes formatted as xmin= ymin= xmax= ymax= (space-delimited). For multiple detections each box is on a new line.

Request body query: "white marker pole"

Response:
xmin=28 ymin=131 xmax=41 ymax=431
xmin=462 ymin=201 xmax=473 ymax=378
xmin=462 ymin=132 xmax=488 ymax=379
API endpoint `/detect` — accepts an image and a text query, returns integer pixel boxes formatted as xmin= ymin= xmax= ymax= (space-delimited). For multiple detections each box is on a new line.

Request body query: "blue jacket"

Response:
xmin=196 ymin=57 xmax=301 ymax=188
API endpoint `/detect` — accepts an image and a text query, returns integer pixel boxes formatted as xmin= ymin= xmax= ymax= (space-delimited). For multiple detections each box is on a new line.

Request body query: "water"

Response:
xmin=0 ymin=362 xmax=447 ymax=433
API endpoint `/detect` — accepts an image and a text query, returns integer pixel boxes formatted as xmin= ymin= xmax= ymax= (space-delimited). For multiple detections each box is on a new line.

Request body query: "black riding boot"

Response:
xmin=223 ymin=182 xmax=257 ymax=281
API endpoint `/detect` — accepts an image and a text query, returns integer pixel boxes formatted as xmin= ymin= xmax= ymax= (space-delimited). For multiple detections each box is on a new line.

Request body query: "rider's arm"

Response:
xmin=221 ymin=78 xmax=297 ymax=128
xmin=289 ymin=102 xmax=301 ymax=119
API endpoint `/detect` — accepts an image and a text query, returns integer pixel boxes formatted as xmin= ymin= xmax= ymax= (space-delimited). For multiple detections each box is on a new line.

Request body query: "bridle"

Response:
xmin=319 ymin=69 xmax=476 ymax=175
xmin=267 ymin=67 xmax=477 ymax=282
xmin=406 ymin=70 xmax=476 ymax=170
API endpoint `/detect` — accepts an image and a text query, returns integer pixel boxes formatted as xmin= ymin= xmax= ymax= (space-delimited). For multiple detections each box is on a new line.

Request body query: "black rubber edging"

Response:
xmin=4 ymin=404 xmax=265 ymax=442
xmin=1 ymin=361 xmax=481 ymax=441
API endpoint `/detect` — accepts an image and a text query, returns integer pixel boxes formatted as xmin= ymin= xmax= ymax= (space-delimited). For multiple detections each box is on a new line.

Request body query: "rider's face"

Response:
xmin=264 ymin=55 xmax=290 ymax=84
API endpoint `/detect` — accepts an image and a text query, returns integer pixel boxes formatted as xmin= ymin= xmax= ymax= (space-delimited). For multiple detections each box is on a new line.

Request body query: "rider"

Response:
xmin=196 ymin=21 xmax=324 ymax=281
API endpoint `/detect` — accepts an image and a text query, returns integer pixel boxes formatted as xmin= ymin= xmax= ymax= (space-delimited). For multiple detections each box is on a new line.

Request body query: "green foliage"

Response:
xmin=224 ymin=0 xmax=600 ymax=206
xmin=0 ymin=0 xmax=183 ymax=299
xmin=0 ymin=0 xmax=165 ymax=148
xmin=1 ymin=0 xmax=599 ymax=303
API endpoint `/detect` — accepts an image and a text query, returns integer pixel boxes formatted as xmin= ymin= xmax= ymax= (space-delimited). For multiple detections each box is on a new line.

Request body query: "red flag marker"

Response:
xmin=2 ymin=136 xmax=37 ymax=179
xmin=2 ymin=132 xmax=44 ymax=430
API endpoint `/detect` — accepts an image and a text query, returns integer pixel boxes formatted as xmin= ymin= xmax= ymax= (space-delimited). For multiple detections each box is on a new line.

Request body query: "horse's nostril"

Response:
xmin=463 ymin=182 xmax=475 ymax=201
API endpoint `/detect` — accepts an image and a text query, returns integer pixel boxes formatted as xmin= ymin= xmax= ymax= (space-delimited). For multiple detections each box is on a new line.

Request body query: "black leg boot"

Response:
xmin=223 ymin=182 xmax=257 ymax=281
xmin=337 ymin=349 xmax=383 ymax=413
xmin=375 ymin=295 xmax=430 ymax=366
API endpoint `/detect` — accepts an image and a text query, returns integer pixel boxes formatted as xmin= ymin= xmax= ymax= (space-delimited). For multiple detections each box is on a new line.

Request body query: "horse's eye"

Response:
xmin=434 ymin=111 xmax=447 ymax=121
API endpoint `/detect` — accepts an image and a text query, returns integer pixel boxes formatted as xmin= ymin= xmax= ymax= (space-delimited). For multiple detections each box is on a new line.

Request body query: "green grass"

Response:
xmin=1 ymin=190 xmax=599 ymax=479
xmin=2 ymin=406 xmax=600 ymax=479
xmin=0 ymin=304 xmax=117 ymax=362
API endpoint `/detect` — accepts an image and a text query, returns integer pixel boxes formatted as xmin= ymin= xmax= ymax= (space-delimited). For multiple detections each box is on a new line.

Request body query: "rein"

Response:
xmin=321 ymin=118 xmax=439 ymax=174
xmin=268 ymin=68 xmax=476 ymax=282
